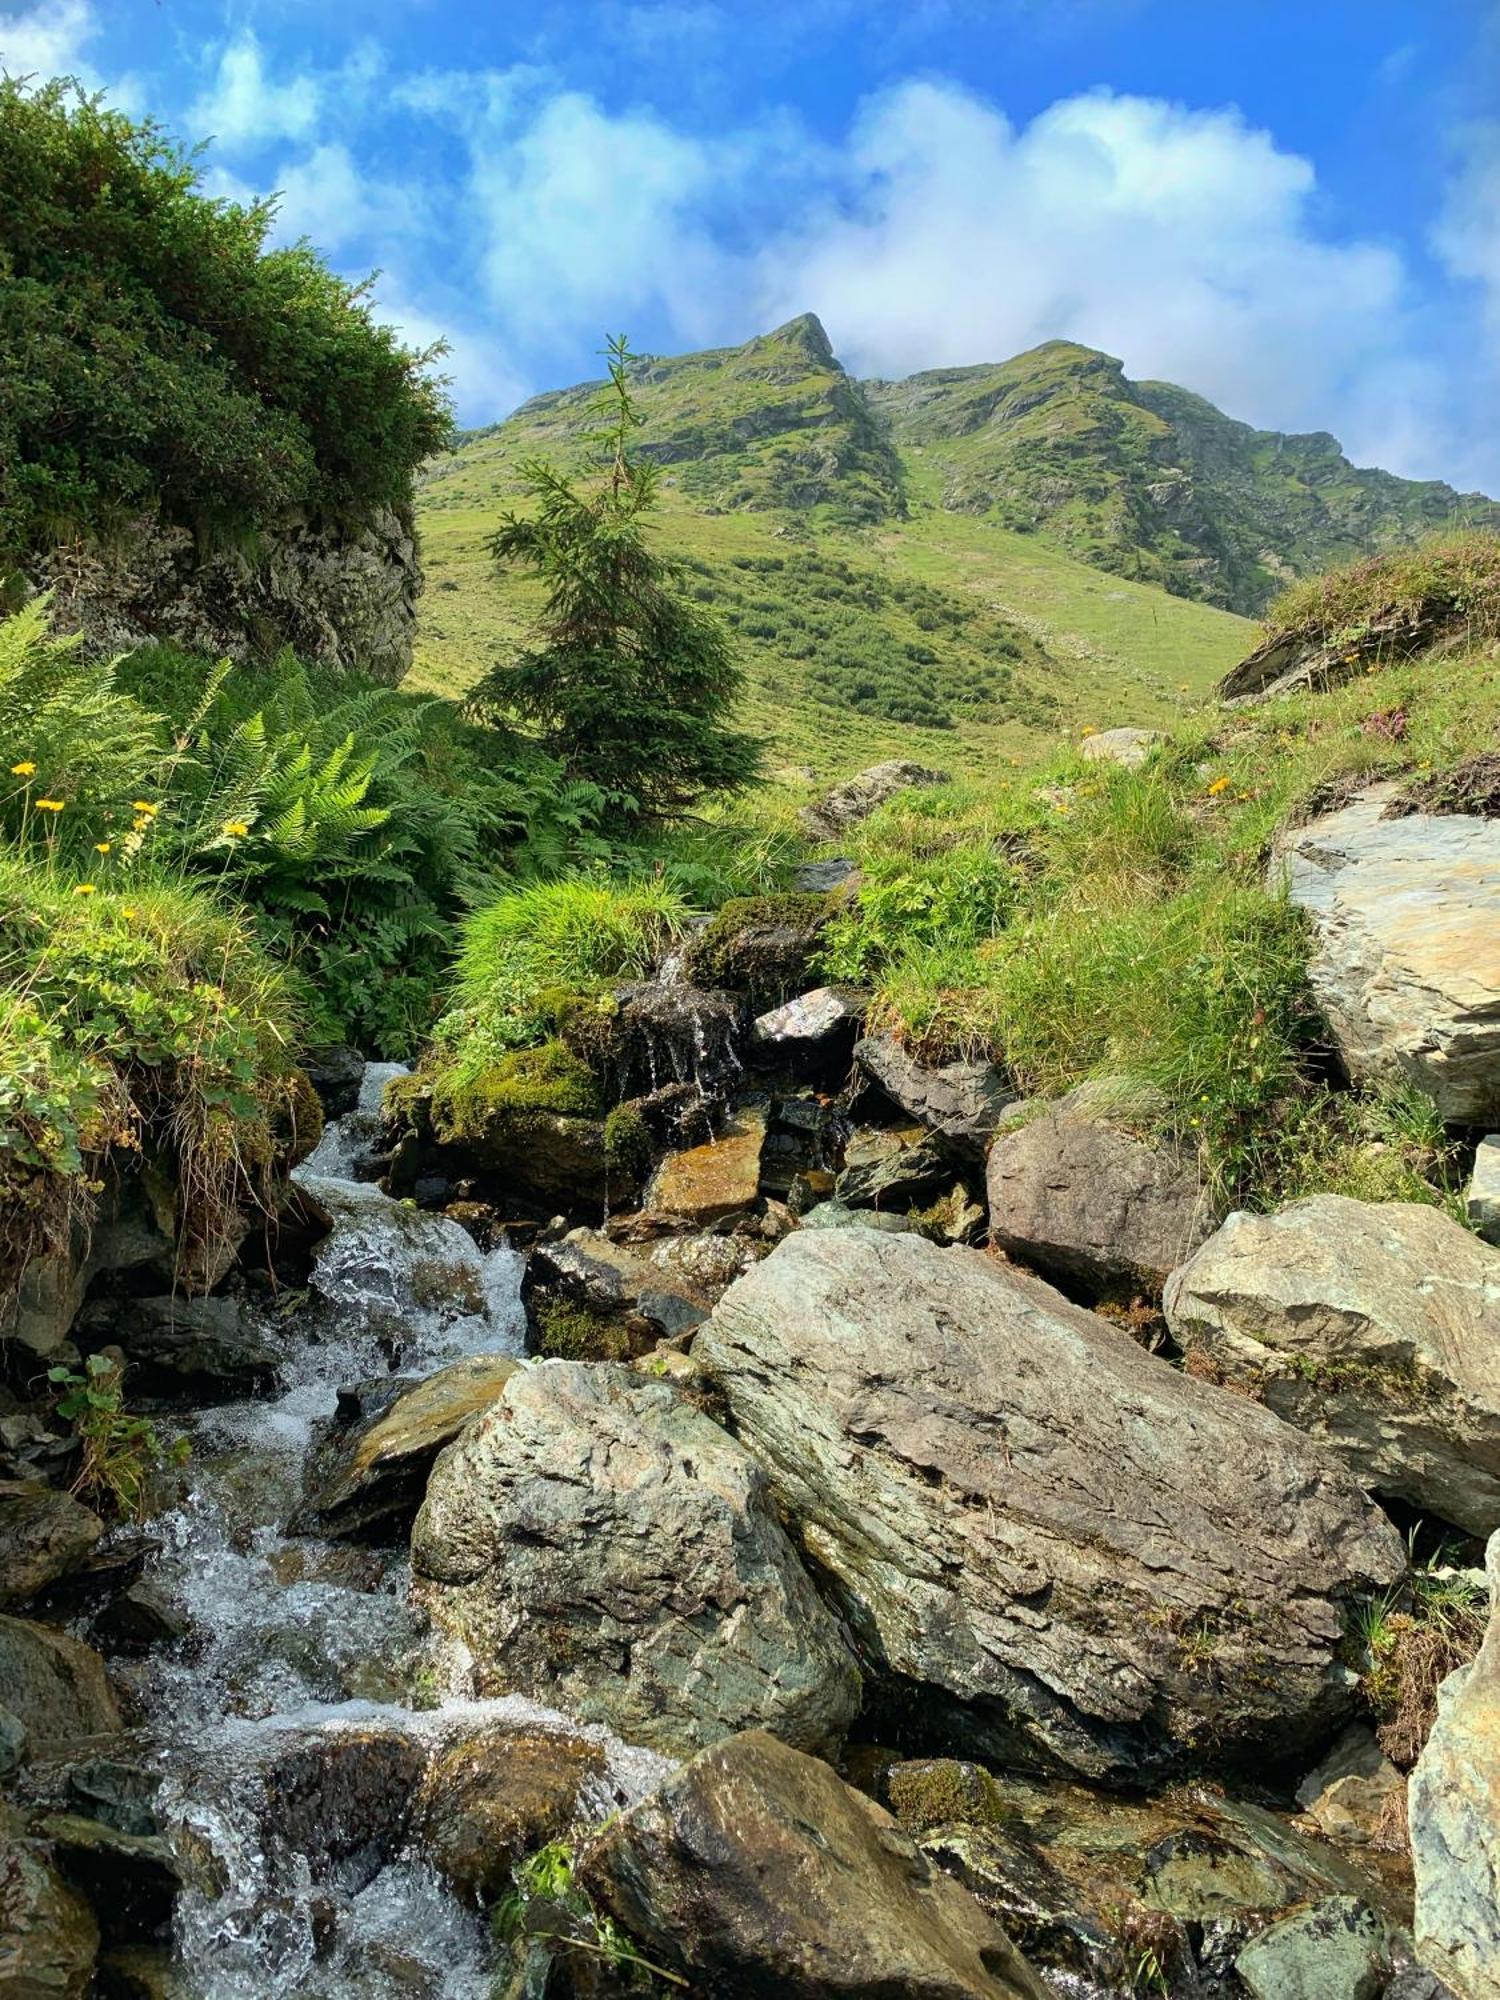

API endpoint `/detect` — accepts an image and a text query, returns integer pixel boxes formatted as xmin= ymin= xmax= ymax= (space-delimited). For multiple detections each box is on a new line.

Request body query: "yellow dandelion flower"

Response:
xmin=1206 ymin=776 xmax=1231 ymax=797
xmin=73 ymin=883 xmax=96 ymax=896
xmin=131 ymin=801 xmax=158 ymax=817
xmin=10 ymin=761 xmax=36 ymax=777
xmin=121 ymin=908 xmax=139 ymax=920
xmin=1079 ymin=725 xmax=1098 ymax=738
xmin=34 ymin=798 xmax=64 ymax=812
xmin=95 ymin=840 xmax=111 ymax=854
xmin=223 ymin=820 xmax=250 ymax=839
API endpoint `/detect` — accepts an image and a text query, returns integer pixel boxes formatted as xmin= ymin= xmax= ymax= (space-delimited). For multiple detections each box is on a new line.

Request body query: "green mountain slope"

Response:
xmin=413 ymin=318 xmax=1255 ymax=776
xmin=867 ymin=341 xmax=1500 ymax=614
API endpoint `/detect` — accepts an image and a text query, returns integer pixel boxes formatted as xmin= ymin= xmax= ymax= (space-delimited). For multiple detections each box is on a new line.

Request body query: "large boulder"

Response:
xmin=1410 ymin=1528 xmax=1500 ymax=2000
xmin=1275 ymin=790 xmax=1500 ymax=1121
xmin=580 ymin=1728 xmax=1050 ymax=1999
xmin=411 ymin=1363 xmax=860 ymax=1757
xmin=0 ymin=1808 xmax=99 ymax=1999
xmin=801 ymin=760 xmax=950 ymax=839
xmin=291 ymin=1353 xmax=521 ymax=1539
xmin=1163 ymin=1195 xmax=1500 ymax=1535
xmin=855 ymin=1033 xmax=1015 ymax=1162
xmin=411 ymin=1722 xmax=606 ymax=1904
xmin=645 ymin=1108 xmax=766 ymax=1225
xmin=0 ymin=1484 xmax=103 ymax=1610
xmin=694 ymin=1229 xmax=1405 ymax=1784
xmin=1078 ymin=726 xmax=1165 ymax=770
xmin=0 ymin=1617 xmax=120 ymax=1749
xmin=986 ymin=1093 xmax=1216 ymax=1292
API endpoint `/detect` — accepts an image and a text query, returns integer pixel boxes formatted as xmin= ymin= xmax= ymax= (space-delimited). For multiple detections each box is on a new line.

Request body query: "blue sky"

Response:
xmin=4 ymin=0 xmax=1499 ymax=487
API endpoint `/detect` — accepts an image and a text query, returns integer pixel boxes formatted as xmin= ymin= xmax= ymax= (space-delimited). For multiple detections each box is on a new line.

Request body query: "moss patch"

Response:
xmin=430 ymin=1040 xmax=600 ymax=1145
xmin=603 ymin=1101 xmax=653 ymax=1181
xmin=533 ymin=1299 xmax=632 ymax=1362
xmin=685 ymin=891 xmax=833 ymax=1000
xmin=885 ymin=1759 xmax=1007 ymax=1832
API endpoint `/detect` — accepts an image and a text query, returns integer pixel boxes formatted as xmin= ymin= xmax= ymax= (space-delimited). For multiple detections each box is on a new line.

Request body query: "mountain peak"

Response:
xmin=756 ymin=311 xmax=839 ymax=370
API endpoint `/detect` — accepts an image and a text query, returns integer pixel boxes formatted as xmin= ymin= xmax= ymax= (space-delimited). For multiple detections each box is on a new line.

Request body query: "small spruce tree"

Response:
xmin=466 ymin=336 xmax=762 ymax=820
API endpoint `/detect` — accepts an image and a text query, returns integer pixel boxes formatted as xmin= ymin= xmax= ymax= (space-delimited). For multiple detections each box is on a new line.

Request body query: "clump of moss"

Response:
xmin=603 ymin=1101 xmax=653 ymax=1181
xmin=885 ymin=1759 xmax=1007 ymax=1832
xmin=533 ymin=1299 xmax=632 ymax=1363
xmin=685 ymin=891 xmax=833 ymax=1001
xmin=431 ymin=1039 xmax=600 ymax=1145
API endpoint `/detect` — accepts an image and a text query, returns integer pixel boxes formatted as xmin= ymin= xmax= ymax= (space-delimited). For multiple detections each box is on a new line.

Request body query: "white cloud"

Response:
xmin=191 ymin=32 xmax=320 ymax=152
xmin=757 ymin=83 xmax=1412 ymax=454
xmin=0 ymin=0 xmax=96 ymax=78
xmin=1435 ymin=120 xmax=1500 ymax=349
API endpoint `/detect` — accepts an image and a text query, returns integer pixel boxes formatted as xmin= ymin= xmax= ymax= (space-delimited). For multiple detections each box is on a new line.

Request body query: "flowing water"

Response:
xmin=131 ymin=1063 xmax=670 ymax=1998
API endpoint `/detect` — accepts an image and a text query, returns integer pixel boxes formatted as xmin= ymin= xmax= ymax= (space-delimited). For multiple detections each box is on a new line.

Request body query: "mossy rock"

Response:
xmin=684 ymin=893 xmax=834 ymax=1004
xmin=424 ymin=1042 xmax=628 ymax=1208
xmin=602 ymin=1102 xmax=653 ymax=1182
xmin=884 ymin=1758 xmax=1009 ymax=1832
xmin=532 ymin=1299 xmax=634 ymax=1363
xmin=431 ymin=1041 xmax=601 ymax=1141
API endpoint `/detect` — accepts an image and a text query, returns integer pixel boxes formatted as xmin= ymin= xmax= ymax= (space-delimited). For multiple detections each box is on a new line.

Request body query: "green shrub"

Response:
xmin=47 ymin=1353 xmax=189 ymax=1519
xmin=0 ymin=78 xmax=450 ymax=560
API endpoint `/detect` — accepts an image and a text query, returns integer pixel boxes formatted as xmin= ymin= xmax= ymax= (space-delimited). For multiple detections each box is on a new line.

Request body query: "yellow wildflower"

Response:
xmin=223 ymin=820 xmax=250 ymax=839
xmin=34 ymin=798 xmax=64 ymax=812
xmin=121 ymin=908 xmax=139 ymax=920
xmin=1206 ymin=776 xmax=1231 ymax=797
xmin=73 ymin=883 xmax=96 ymax=896
xmin=131 ymin=801 xmax=158 ymax=817
xmin=95 ymin=840 xmax=111 ymax=854
xmin=1079 ymin=725 xmax=1098 ymax=738
xmin=10 ymin=761 xmax=36 ymax=777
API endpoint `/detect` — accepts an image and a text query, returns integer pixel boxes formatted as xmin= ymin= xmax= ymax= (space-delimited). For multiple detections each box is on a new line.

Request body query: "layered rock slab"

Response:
xmin=695 ymin=1228 xmax=1404 ymax=1782
xmin=410 ymin=1363 xmax=859 ymax=1757
xmin=1164 ymin=1194 xmax=1500 ymax=1535
xmin=581 ymin=1728 xmax=1050 ymax=2000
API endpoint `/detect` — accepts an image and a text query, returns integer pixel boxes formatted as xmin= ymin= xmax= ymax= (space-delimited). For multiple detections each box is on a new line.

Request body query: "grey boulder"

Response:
xmin=801 ymin=759 xmax=949 ymax=839
xmin=1276 ymin=790 xmax=1500 ymax=1121
xmin=1164 ymin=1195 xmax=1500 ymax=1535
xmin=1077 ymin=726 xmax=1165 ymax=770
xmin=856 ymin=1033 xmax=1015 ymax=1161
xmin=1410 ymin=1528 xmax=1500 ymax=2000
xmin=1235 ymin=1897 xmax=1391 ymax=2000
xmin=695 ymin=1228 xmax=1405 ymax=1783
xmin=1468 ymin=1135 xmax=1500 ymax=1245
xmin=411 ymin=1362 xmax=860 ymax=1757
xmin=986 ymin=1092 xmax=1216 ymax=1291
xmin=580 ymin=1727 xmax=1050 ymax=1999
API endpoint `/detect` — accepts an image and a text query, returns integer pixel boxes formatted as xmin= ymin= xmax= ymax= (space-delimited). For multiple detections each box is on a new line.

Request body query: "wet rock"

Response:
xmin=35 ymin=1813 xmax=179 ymax=1941
xmin=94 ymin=1946 xmax=189 ymax=1999
xmin=792 ymin=857 xmax=857 ymax=893
xmin=834 ymin=1125 xmax=957 ymax=1210
xmin=620 ymin=1223 xmax=768 ymax=1307
xmin=0 ymin=1810 xmax=99 ymax=1999
xmin=413 ymin=1723 xmax=606 ymax=1904
xmin=750 ymin=985 xmax=866 ymax=1076
xmin=526 ymin=1228 xmax=708 ymax=1346
xmin=581 ymin=1727 xmax=1049 ymax=1999
xmin=0 ymin=1483 xmax=103 ymax=1609
xmin=263 ymin=1725 xmax=427 ymax=1895
xmin=1235 ymin=1896 xmax=1391 ymax=2000
xmin=855 ymin=1033 xmax=1015 ymax=1162
xmin=301 ymin=1046 xmax=366 ymax=1120
xmin=801 ymin=759 xmax=950 ymax=839
xmin=1276 ymin=790 xmax=1500 ymax=1121
xmin=695 ymin=1228 xmax=1405 ymax=1784
xmin=645 ymin=1108 xmax=766 ymax=1224
xmin=73 ymin=1295 xmax=279 ymax=1398
xmin=987 ymin=1091 xmax=1216 ymax=1292
xmin=1163 ymin=1195 xmax=1500 ymax=1535
xmin=1410 ymin=1528 xmax=1500 ymax=2000
xmin=1469 ymin=1135 xmax=1500 ymax=1245
xmin=0 ymin=1705 xmax=26 ymax=1776
xmin=564 ymin=981 xmax=746 ymax=1108
xmin=293 ymin=1353 xmax=521 ymax=1539
xmin=684 ymin=893 xmax=837 ymax=1006
xmin=412 ymin=1363 xmax=861 ymax=1757
xmin=1295 ymin=1726 xmax=1404 ymax=1844
xmin=1078 ymin=725 xmax=1166 ymax=770
xmin=0 ymin=1618 xmax=120 ymax=1749
xmin=0 ymin=1170 xmax=176 ymax=1359
xmin=91 ymin=1583 xmax=188 ymax=1655
xmin=801 ymin=1198 xmax=922 ymax=1235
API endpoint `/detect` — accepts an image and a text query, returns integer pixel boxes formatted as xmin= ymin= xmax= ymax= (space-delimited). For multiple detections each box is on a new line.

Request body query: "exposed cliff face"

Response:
xmin=33 ymin=507 xmax=422 ymax=686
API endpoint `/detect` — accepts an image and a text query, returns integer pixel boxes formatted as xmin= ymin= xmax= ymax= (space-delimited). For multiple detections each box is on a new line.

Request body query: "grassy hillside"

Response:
xmin=413 ymin=321 xmax=1253 ymax=779
xmin=867 ymin=341 xmax=1500 ymax=615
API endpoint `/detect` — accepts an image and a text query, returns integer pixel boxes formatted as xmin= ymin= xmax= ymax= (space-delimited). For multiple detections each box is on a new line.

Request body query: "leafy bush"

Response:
xmin=0 ymin=78 xmax=451 ymax=561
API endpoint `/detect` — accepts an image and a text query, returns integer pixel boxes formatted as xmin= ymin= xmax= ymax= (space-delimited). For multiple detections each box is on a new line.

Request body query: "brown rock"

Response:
xmin=645 ymin=1109 xmax=765 ymax=1224
xmin=0 ymin=1484 xmax=103 ymax=1610
xmin=412 ymin=1724 xmax=605 ymax=1903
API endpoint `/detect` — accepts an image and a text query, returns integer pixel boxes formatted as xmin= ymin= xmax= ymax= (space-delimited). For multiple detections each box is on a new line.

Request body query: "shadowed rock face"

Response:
xmin=581 ymin=1728 xmax=1052 ymax=2000
xmin=1165 ymin=1194 xmax=1500 ymax=1535
xmin=695 ymin=1228 xmax=1405 ymax=1784
xmin=1275 ymin=788 xmax=1500 ymax=1121
xmin=411 ymin=1363 xmax=860 ymax=1757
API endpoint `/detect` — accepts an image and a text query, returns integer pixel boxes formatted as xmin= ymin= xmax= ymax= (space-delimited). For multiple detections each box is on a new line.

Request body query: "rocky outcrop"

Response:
xmin=411 ymin=1363 xmax=860 ymax=1757
xmin=581 ymin=1728 xmax=1050 ymax=1999
xmin=1410 ymin=1529 xmax=1500 ymax=2000
xmin=74 ymin=1295 xmax=279 ymax=1398
xmin=37 ymin=507 xmax=423 ymax=687
xmin=987 ymin=1093 xmax=1216 ymax=1292
xmin=1078 ymin=726 xmax=1165 ymax=769
xmin=1164 ymin=1195 xmax=1500 ymax=1534
xmin=1469 ymin=1135 xmax=1500 ymax=1244
xmin=0 ymin=1617 xmax=120 ymax=1750
xmin=0 ymin=1806 xmax=99 ymax=1999
xmin=801 ymin=760 xmax=950 ymax=839
xmin=292 ymin=1354 xmax=520 ymax=1539
xmin=855 ymin=1033 xmax=1014 ymax=1162
xmin=1275 ymin=789 xmax=1500 ymax=1121
xmin=684 ymin=894 xmax=836 ymax=1005
xmin=695 ymin=1228 xmax=1405 ymax=1783
xmin=0 ymin=1485 xmax=103 ymax=1610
